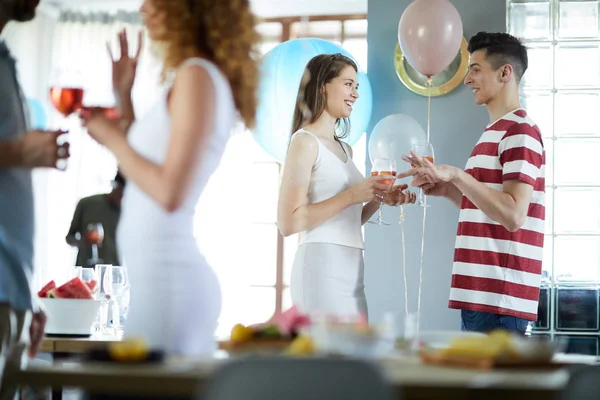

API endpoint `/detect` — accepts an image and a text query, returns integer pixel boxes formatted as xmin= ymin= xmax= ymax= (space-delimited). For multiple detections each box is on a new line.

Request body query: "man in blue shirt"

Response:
xmin=0 ymin=0 xmax=70 ymax=396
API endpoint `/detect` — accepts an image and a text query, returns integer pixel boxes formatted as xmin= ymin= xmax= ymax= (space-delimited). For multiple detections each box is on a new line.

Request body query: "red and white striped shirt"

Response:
xmin=448 ymin=109 xmax=545 ymax=321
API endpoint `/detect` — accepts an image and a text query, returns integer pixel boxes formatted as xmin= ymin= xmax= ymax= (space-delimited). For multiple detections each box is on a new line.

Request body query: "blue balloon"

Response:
xmin=27 ymin=98 xmax=47 ymax=130
xmin=253 ymin=38 xmax=373 ymax=163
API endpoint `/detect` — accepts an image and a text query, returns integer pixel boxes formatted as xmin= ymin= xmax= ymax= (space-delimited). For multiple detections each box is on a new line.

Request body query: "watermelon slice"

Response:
xmin=53 ymin=277 xmax=94 ymax=300
xmin=85 ymin=280 xmax=98 ymax=292
xmin=49 ymin=287 xmax=75 ymax=299
xmin=38 ymin=280 xmax=56 ymax=298
xmin=265 ymin=306 xmax=311 ymax=336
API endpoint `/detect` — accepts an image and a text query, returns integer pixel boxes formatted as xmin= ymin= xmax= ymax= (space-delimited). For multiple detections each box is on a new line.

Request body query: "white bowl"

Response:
xmin=39 ymin=298 xmax=102 ymax=335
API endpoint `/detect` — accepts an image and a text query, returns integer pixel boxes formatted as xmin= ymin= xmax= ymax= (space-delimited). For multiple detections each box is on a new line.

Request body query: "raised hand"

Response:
xmin=398 ymin=151 xmax=457 ymax=187
xmin=107 ymin=29 xmax=144 ymax=99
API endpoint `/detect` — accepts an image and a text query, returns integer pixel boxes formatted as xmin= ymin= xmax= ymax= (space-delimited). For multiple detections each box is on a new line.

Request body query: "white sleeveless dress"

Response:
xmin=117 ymin=58 xmax=234 ymax=355
xmin=289 ymin=130 xmax=368 ymax=319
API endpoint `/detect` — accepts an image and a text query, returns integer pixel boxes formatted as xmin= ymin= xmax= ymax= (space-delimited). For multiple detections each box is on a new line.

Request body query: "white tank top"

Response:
xmin=119 ymin=58 xmax=234 ymax=246
xmin=293 ymin=129 xmax=365 ymax=249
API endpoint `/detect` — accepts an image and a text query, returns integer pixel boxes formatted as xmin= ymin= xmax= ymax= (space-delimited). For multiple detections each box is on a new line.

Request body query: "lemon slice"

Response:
xmin=108 ymin=338 xmax=149 ymax=363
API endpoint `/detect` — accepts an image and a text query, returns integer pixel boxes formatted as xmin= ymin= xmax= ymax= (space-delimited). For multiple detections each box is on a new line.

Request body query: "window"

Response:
xmin=509 ymin=0 xmax=600 ymax=284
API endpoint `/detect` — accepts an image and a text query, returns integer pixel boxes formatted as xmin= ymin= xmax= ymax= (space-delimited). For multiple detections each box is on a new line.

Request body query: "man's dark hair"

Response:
xmin=467 ymin=32 xmax=528 ymax=83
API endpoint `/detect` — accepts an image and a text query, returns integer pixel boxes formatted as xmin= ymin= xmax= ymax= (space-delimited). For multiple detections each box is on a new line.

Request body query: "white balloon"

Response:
xmin=368 ymin=114 xmax=427 ymax=168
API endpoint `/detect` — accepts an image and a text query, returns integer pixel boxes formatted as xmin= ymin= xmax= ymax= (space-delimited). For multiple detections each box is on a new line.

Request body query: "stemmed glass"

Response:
xmin=368 ymin=158 xmax=397 ymax=226
xmin=48 ymin=70 xmax=85 ymax=118
xmin=81 ymin=86 xmax=120 ymax=120
xmin=74 ymin=266 xmax=98 ymax=296
xmin=86 ymin=223 xmax=104 ymax=265
xmin=411 ymin=142 xmax=435 ymax=207
xmin=93 ymin=264 xmax=112 ymax=333
xmin=48 ymin=68 xmax=84 ymax=170
xmin=104 ymin=266 xmax=129 ymax=334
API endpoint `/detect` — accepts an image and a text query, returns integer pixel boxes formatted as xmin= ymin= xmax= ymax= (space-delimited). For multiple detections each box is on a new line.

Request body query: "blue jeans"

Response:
xmin=461 ymin=310 xmax=530 ymax=335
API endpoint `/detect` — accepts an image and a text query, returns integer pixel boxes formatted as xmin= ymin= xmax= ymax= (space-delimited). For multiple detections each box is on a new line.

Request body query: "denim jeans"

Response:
xmin=461 ymin=310 xmax=530 ymax=335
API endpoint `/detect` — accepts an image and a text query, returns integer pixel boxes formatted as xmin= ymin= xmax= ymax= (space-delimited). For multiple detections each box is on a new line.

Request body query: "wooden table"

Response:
xmin=41 ymin=334 xmax=124 ymax=400
xmin=41 ymin=334 xmax=122 ymax=354
xmin=14 ymin=354 xmax=596 ymax=400
xmin=41 ymin=334 xmax=231 ymax=355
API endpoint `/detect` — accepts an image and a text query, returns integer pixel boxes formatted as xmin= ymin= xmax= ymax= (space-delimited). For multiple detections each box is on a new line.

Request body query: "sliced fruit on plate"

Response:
xmin=230 ymin=323 xmax=254 ymax=343
xmin=85 ymin=280 xmax=98 ymax=292
xmin=287 ymin=336 xmax=315 ymax=356
xmin=264 ymin=306 xmax=311 ymax=336
xmin=108 ymin=338 xmax=149 ymax=362
xmin=48 ymin=277 xmax=94 ymax=300
xmin=38 ymin=280 xmax=56 ymax=298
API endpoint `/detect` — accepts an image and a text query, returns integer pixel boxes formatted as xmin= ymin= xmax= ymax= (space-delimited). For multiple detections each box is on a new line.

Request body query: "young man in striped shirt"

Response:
xmin=399 ymin=32 xmax=545 ymax=334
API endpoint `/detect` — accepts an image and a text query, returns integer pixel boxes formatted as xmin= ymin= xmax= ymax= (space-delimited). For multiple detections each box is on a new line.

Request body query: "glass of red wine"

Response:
xmin=48 ymin=68 xmax=85 ymax=170
xmin=86 ymin=222 xmax=104 ymax=265
xmin=49 ymin=68 xmax=85 ymax=118
xmin=49 ymin=86 xmax=84 ymax=117
xmin=368 ymin=158 xmax=397 ymax=226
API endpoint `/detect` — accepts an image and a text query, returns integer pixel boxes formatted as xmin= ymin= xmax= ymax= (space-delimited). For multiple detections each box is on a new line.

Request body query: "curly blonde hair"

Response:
xmin=151 ymin=0 xmax=260 ymax=128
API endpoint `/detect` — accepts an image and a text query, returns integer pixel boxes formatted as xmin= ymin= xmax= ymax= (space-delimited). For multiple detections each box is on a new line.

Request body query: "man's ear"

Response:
xmin=500 ymin=64 xmax=513 ymax=83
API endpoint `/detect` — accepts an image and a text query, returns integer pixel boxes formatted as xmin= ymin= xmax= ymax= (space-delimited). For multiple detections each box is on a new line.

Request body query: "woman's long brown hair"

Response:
xmin=291 ymin=53 xmax=358 ymax=139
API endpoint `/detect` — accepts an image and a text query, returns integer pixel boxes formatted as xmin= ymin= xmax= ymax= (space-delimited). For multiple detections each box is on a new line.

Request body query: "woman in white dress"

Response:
xmin=81 ymin=0 xmax=259 ymax=355
xmin=277 ymin=54 xmax=415 ymax=320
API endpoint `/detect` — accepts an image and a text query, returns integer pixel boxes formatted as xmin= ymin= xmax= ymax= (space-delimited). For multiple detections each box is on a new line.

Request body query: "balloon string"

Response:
xmin=417 ymin=204 xmax=427 ymax=335
xmin=416 ymin=76 xmax=433 ymax=335
xmin=401 ymin=213 xmax=408 ymax=318
xmin=427 ymin=77 xmax=432 ymax=144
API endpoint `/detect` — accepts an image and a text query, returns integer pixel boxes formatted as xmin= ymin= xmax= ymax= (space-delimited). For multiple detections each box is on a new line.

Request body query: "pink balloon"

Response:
xmin=398 ymin=0 xmax=463 ymax=77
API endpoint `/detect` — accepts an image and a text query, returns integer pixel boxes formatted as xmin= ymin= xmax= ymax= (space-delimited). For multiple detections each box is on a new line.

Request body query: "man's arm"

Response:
xmin=451 ymin=172 xmax=534 ymax=232
xmin=451 ymin=123 xmax=544 ymax=231
xmin=444 ymin=183 xmax=464 ymax=208
xmin=0 ymin=139 xmax=23 ymax=167
xmin=0 ymin=130 xmax=69 ymax=168
xmin=418 ymin=180 xmax=464 ymax=208
xmin=399 ymin=124 xmax=543 ymax=229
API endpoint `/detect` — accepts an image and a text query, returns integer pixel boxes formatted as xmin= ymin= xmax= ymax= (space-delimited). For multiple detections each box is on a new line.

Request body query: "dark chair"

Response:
xmin=561 ymin=364 xmax=600 ymax=400
xmin=202 ymin=356 xmax=397 ymax=400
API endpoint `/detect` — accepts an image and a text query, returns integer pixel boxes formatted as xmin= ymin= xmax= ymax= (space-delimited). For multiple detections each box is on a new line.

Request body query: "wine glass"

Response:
xmin=104 ymin=266 xmax=129 ymax=334
xmin=81 ymin=86 xmax=120 ymax=120
xmin=75 ymin=266 xmax=97 ymax=282
xmin=93 ymin=264 xmax=112 ymax=333
xmin=49 ymin=68 xmax=85 ymax=118
xmin=368 ymin=158 xmax=396 ymax=226
xmin=86 ymin=223 xmax=104 ymax=264
xmin=48 ymin=68 xmax=84 ymax=170
xmin=112 ymin=266 xmax=130 ymax=330
xmin=411 ymin=142 xmax=435 ymax=207
xmin=75 ymin=266 xmax=98 ymax=296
